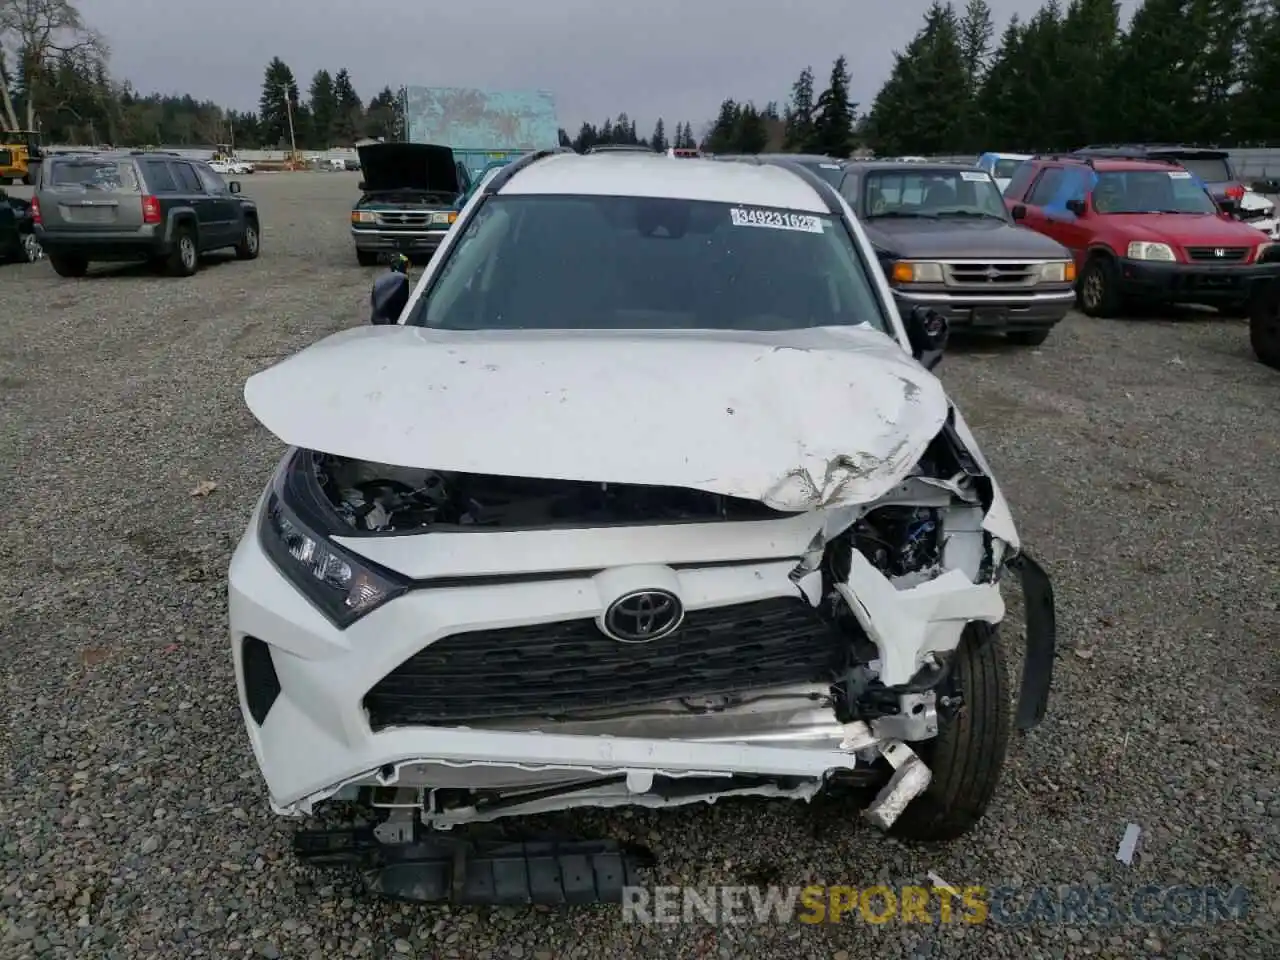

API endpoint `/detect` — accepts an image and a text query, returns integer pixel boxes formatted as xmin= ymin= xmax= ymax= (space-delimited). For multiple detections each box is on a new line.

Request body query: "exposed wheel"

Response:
xmin=1078 ymin=256 xmax=1121 ymax=318
xmin=889 ymin=622 xmax=1011 ymax=843
xmin=18 ymin=230 xmax=43 ymax=263
xmin=357 ymin=249 xmax=381 ymax=267
xmin=235 ymin=219 xmax=260 ymax=260
xmin=166 ymin=225 xmax=199 ymax=277
xmin=1007 ymin=328 xmax=1050 ymax=347
xmin=48 ymin=253 xmax=88 ymax=277
xmin=1249 ymin=284 xmax=1280 ymax=370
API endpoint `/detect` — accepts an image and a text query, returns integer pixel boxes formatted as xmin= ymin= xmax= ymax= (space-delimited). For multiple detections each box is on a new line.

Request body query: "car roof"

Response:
xmin=1075 ymin=143 xmax=1228 ymax=157
xmin=842 ymin=161 xmax=978 ymax=174
xmin=981 ymin=152 xmax=1032 ymax=160
xmin=499 ymin=153 xmax=831 ymax=213
xmin=1045 ymin=156 xmax=1185 ymax=173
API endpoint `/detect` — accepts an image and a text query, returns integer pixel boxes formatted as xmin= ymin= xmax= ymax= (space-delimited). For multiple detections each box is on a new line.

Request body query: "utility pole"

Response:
xmin=284 ymin=92 xmax=298 ymax=161
xmin=229 ymin=112 xmax=236 ymax=153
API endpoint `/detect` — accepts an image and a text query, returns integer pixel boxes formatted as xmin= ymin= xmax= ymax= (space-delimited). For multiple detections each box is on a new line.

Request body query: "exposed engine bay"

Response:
xmin=315 ymin=453 xmax=788 ymax=530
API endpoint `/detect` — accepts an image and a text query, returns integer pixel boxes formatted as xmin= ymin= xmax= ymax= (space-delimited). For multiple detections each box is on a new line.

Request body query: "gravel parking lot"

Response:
xmin=2 ymin=171 xmax=1277 ymax=960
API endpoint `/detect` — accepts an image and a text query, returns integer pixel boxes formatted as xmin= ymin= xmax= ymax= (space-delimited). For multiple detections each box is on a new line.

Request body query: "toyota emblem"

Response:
xmin=601 ymin=589 xmax=684 ymax=643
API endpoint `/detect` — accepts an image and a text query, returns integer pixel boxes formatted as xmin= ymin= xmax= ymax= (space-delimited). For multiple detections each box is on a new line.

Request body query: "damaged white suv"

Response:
xmin=229 ymin=150 xmax=1055 ymax=904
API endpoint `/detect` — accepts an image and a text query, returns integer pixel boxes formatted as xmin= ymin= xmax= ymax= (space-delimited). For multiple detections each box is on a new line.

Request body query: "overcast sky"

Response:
xmin=94 ymin=0 xmax=1135 ymax=132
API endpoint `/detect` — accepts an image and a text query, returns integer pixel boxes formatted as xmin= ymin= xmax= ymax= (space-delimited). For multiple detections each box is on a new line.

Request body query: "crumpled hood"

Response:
xmin=243 ymin=325 xmax=951 ymax=512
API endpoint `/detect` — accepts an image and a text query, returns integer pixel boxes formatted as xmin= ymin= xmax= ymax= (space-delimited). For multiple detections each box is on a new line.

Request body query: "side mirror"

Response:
xmin=357 ymin=181 xmax=369 ymax=192
xmin=905 ymin=306 xmax=948 ymax=370
xmin=1010 ymin=204 xmax=1027 ymax=221
xmin=228 ymin=181 xmax=242 ymax=195
xmin=371 ymin=270 xmax=410 ymax=325
xmin=1065 ymin=197 xmax=1086 ymax=216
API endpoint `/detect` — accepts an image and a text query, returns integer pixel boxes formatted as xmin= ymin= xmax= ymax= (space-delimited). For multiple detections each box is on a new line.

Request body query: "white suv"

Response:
xmin=228 ymin=149 xmax=1056 ymax=903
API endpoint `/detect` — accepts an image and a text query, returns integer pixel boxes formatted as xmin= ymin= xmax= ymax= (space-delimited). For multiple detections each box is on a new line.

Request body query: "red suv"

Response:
xmin=1003 ymin=155 xmax=1280 ymax=318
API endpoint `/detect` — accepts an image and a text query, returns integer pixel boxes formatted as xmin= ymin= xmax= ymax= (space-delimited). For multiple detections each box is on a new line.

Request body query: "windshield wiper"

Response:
xmin=934 ymin=210 xmax=1007 ymax=221
xmin=866 ymin=210 xmax=938 ymax=219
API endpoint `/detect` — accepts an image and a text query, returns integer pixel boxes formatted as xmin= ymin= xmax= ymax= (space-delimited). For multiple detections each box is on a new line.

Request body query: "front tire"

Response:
xmin=166 ymin=225 xmax=199 ymax=277
xmin=18 ymin=230 xmax=43 ymax=263
xmin=1078 ymin=256 xmax=1122 ymax=318
xmin=356 ymin=249 xmax=380 ymax=267
xmin=235 ymin=219 xmax=260 ymax=260
xmin=889 ymin=622 xmax=1011 ymax=843
xmin=1249 ymin=284 xmax=1280 ymax=369
xmin=49 ymin=253 xmax=88 ymax=277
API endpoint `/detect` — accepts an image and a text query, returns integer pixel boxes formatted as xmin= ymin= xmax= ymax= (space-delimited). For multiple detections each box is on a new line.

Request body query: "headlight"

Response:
xmin=258 ymin=452 xmax=408 ymax=629
xmin=1039 ymin=260 xmax=1077 ymax=283
xmin=351 ymin=210 xmax=376 ymax=224
xmin=1127 ymin=241 xmax=1176 ymax=262
xmin=890 ymin=261 xmax=945 ymax=283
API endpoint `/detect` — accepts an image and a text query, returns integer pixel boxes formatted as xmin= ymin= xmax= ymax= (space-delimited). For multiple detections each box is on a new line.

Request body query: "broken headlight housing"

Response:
xmin=259 ymin=450 xmax=409 ymax=629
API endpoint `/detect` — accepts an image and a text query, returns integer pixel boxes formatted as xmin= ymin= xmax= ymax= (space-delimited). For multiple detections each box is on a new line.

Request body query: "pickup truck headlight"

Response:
xmin=351 ymin=210 xmax=376 ymax=224
xmin=258 ymin=451 xmax=408 ymax=629
xmin=890 ymin=260 xmax=945 ymax=283
xmin=1127 ymin=241 xmax=1176 ymax=262
xmin=1039 ymin=261 xmax=1077 ymax=282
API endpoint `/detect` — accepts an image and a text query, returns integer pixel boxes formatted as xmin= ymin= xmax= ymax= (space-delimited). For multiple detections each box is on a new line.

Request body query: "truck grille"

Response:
xmin=376 ymin=211 xmax=431 ymax=227
xmin=944 ymin=262 xmax=1039 ymax=287
xmin=1186 ymin=247 xmax=1249 ymax=262
xmin=363 ymin=597 xmax=843 ymax=728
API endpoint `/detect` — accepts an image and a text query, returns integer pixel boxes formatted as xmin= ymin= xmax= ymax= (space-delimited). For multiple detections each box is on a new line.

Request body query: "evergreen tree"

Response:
xmin=783 ymin=66 xmax=815 ymax=151
xmin=810 ymin=56 xmax=856 ymax=157
xmin=258 ymin=57 xmax=299 ymax=148
xmin=1235 ymin=0 xmax=1280 ymax=143
xmin=308 ymin=69 xmax=337 ymax=148
xmin=651 ymin=117 xmax=668 ymax=152
xmin=331 ymin=68 xmax=363 ymax=144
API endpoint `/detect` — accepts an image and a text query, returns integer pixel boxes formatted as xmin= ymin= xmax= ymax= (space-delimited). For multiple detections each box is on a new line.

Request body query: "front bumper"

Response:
xmin=1117 ymin=258 xmax=1280 ymax=304
xmin=228 ymin=493 xmax=1033 ymax=819
xmin=351 ymin=227 xmax=448 ymax=257
xmin=892 ymin=287 xmax=1075 ymax=332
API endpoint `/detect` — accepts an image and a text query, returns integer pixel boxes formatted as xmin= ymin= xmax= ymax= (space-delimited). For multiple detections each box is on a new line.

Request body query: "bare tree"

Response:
xmin=0 ymin=0 xmax=107 ymax=130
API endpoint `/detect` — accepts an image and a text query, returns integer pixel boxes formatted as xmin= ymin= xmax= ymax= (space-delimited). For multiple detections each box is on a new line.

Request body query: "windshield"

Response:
xmin=46 ymin=159 xmax=139 ymax=192
xmin=863 ymin=170 xmax=1008 ymax=220
xmin=410 ymin=195 xmax=888 ymax=333
xmin=1092 ymin=170 xmax=1218 ymax=214
xmin=1156 ymin=155 xmax=1231 ymax=183
xmin=993 ymin=159 xmax=1024 ymax=179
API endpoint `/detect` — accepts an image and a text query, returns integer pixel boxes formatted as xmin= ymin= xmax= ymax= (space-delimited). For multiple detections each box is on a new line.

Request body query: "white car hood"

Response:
xmin=244 ymin=324 xmax=951 ymax=511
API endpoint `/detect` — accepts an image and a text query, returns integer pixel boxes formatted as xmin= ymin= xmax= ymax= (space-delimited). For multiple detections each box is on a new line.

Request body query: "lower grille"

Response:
xmin=1186 ymin=246 xmax=1249 ymax=262
xmin=944 ymin=262 xmax=1038 ymax=287
xmin=364 ymin=598 xmax=843 ymax=728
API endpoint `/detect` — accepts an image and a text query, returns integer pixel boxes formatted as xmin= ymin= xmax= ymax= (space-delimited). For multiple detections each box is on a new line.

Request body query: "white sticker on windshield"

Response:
xmin=1169 ymin=171 xmax=1192 ymax=179
xmin=819 ymin=163 xmax=842 ymax=169
xmin=960 ymin=171 xmax=990 ymax=181
xmin=729 ymin=207 xmax=824 ymax=233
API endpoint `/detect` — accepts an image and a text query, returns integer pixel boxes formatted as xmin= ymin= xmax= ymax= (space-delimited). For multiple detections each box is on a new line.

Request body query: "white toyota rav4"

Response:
xmin=229 ymin=150 xmax=1056 ymax=904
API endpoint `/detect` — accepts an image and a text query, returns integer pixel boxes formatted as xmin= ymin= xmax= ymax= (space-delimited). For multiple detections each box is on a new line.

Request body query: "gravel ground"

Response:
xmin=1 ymin=172 xmax=1277 ymax=960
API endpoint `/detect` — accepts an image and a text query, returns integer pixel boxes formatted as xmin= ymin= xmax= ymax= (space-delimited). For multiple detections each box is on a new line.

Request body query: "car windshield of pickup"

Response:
xmin=409 ymin=194 xmax=890 ymax=333
xmin=1091 ymin=170 xmax=1218 ymax=215
xmin=863 ymin=169 xmax=1008 ymax=221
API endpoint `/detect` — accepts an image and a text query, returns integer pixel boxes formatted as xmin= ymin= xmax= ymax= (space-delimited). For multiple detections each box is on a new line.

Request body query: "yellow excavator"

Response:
xmin=0 ymin=129 xmax=42 ymax=185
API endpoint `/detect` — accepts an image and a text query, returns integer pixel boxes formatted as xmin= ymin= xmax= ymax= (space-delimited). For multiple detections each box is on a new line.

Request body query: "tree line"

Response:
xmin=4 ymin=0 xmax=1278 ymax=155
